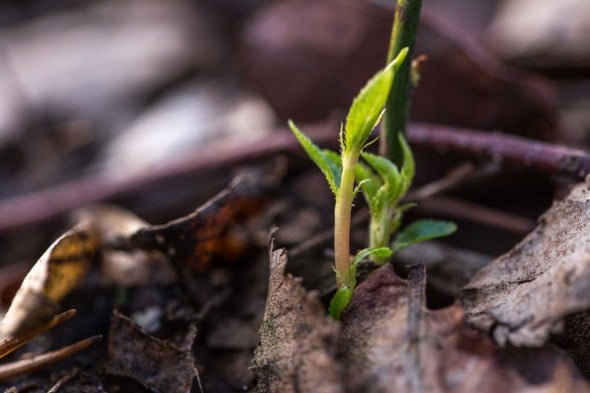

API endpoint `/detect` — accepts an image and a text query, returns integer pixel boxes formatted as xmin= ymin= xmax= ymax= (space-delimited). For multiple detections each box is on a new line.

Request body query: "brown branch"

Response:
xmin=0 ymin=122 xmax=588 ymax=234
xmin=0 ymin=124 xmax=335 ymax=233
xmin=418 ymin=195 xmax=535 ymax=235
xmin=0 ymin=309 xmax=77 ymax=359
xmin=0 ymin=335 xmax=100 ymax=382
xmin=409 ymin=123 xmax=590 ymax=178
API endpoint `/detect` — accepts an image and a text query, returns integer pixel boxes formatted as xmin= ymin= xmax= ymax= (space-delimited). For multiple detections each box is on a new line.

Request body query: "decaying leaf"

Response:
xmin=130 ymin=169 xmax=276 ymax=272
xmin=462 ymin=179 xmax=590 ymax=346
xmin=252 ymin=246 xmax=343 ymax=393
xmin=0 ymin=225 xmax=99 ymax=340
xmin=104 ymin=310 xmax=198 ymax=393
xmin=338 ymin=264 xmax=589 ymax=393
xmin=73 ymin=205 xmax=176 ymax=286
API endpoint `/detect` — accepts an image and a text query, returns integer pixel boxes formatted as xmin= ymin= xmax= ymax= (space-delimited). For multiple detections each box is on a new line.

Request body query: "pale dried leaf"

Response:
xmin=0 ymin=226 xmax=98 ymax=339
xmin=462 ymin=179 xmax=590 ymax=346
xmin=338 ymin=265 xmax=589 ymax=393
xmin=252 ymin=247 xmax=343 ymax=393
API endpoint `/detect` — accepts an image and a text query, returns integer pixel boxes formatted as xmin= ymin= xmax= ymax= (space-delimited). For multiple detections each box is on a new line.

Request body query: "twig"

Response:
xmin=409 ymin=123 xmax=590 ymax=178
xmin=0 ymin=124 xmax=335 ymax=233
xmin=0 ymin=335 xmax=101 ymax=382
xmin=418 ymin=195 xmax=535 ymax=235
xmin=47 ymin=366 xmax=81 ymax=393
xmin=0 ymin=309 xmax=77 ymax=359
xmin=0 ymin=122 xmax=588 ymax=234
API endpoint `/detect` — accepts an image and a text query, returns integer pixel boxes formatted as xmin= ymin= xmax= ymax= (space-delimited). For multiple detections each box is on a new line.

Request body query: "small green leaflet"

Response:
xmin=289 ymin=120 xmax=340 ymax=195
xmin=398 ymin=134 xmax=415 ymax=195
xmin=344 ymin=48 xmax=408 ymax=156
xmin=329 ymin=287 xmax=353 ymax=320
xmin=391 ymin=219 xmax=457 ymax=253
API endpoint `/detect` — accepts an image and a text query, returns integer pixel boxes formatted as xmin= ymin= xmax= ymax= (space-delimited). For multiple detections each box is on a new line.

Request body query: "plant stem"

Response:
xmin=380 ymin=0 xmax=423 ymax=166
xmin=334 ymin=154 xmax=356 ymax=288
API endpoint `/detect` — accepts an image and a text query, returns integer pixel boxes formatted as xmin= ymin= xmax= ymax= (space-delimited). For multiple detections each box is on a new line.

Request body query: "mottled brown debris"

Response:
xmin=338 ymin=264 xmax=589 ymax=393
xmin=252 ymin=247 xmax=343 ymax=393
xmin=463 ymin=178 xmax=590 ymax=346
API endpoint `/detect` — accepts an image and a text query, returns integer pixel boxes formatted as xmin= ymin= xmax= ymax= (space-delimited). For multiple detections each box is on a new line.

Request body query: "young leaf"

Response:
xmin=391 ymin=219 xmax=457 ymax=253
xmin=344 ymin=48 xmax=408 ymax=155
xmin=398 ymin=134 xmax=415 ymax=195
xmin=289 ymin=120 xmax=340 ymax=194
xmin=353 ymin=179 xmax=371 ymax=201
xmin=323 ymin=149 xmax=343 ymax=185
xmin=329 ymin=287 xmax=353 ymax=320
xmin=352 ymin=247 xmax=392 ymax=267
xmin=361 ymin=152 xmax=402 ymax=202
xmin=355 ymin=163 xmax=380 ymax=201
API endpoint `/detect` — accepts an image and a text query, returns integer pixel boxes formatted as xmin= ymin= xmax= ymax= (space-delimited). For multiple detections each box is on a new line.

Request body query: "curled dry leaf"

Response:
xmin=252 ymin=246 xmax=342 ymax=393
xmin=104 ymin=311 xmax=198 ymax=393
xmin=130 ymin=169 xmax=276 ymax=272
xmin=0 ymin=225 xmax=99 ymax=340
xmin=73 ymin=204 xmax=176 ymax=286
xmin=462 ymin=179 xmax=590 ymax=346
xmin=338 ymin=265 xmax=589 ymax=393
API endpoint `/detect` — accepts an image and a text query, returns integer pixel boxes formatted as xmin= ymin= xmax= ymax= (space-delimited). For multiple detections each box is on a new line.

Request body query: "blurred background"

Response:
xmin=0 ymin=0 xmax=588 ymax=255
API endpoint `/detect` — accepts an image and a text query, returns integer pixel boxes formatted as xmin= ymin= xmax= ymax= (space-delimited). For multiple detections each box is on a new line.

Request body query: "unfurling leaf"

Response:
xmin=361 ymin=151 xmax=402 ymax=203
xmin=352 ymin=247 xmax=392 ymax=268
xmin=391 ymin=220 xmax=457 ymax=253
xmin=289 ymin=120 xmax=340 ymax=194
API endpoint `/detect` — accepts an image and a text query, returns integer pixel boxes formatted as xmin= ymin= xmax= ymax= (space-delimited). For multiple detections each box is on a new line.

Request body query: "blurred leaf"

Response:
xmin=0 ymin=226 xmax=99 ymax=340
xmin=392 ymin=220 xmax=457 ymax=252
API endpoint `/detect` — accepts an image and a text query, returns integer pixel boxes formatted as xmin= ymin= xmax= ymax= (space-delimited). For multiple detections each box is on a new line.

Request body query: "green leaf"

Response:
xmin=329 ymin=287 xmax=353 ymax=320
xmin=323 ymin=149 xmax=342 ymax=186
xmin=352 ymin=179 xmax=371 ymax=201
xmin=289 ymin=120 xmax=340 ymax=194
xmin=344 ymin=48 xmax=408 ymax=155
xmin=361 ymin=152 xmax=402 ymax=202
xmin=355 ymin=163 xmax=380 ymax=200
xmin=391 ymin=219 xmax=457 ymax=253
xmin=352 ymin=247 xmax=392 ymax=267
xmin=399 ymin=134 xmax=415 ymax=196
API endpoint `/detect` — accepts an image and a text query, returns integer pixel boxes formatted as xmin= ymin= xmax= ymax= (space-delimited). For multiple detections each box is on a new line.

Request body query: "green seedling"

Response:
xmin=289 ymin=47 xmax=455 ymax=320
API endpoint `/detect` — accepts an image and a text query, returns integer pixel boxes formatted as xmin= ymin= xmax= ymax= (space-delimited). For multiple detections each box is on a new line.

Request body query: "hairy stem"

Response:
xmin=334 ymin=154 xmax=357 ymax=288
xmin=380 ymin=0 xmax=423 ymax=166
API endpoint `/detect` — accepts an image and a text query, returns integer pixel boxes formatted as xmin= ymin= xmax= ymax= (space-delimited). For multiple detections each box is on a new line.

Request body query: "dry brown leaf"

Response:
xmin=252 ymin=247 xmax=343 ymax=393
xmin=73 ymin=204 xmax=176 ymax=286
xmin=103 ymin=310 xmax=198 ymax=393
xmin=462 ymin=179 xmax=590 ymax=346
xmin=0 ymin=225 xmax=99 ymax=340
xmin=338 ymin=265 xmax=589 ymax=393
xmin=130 ymin=169 xmax=276 ymax=273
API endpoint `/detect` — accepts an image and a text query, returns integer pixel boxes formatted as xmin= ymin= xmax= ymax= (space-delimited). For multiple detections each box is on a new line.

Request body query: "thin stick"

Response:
xmin=0 ymin=122 xmax=588 ymax=234
xmin=0 ymin=309 xmax=77 ymax=359
xmin=409 ymin=123 xmax=590 ymax=178
xmin=47 ymin=366 xmax=81 ymax=393
xmin=0 ymin=335 xmax=101 ymax=382
xmin=418 ymin=196 xmax=535 ymax=235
